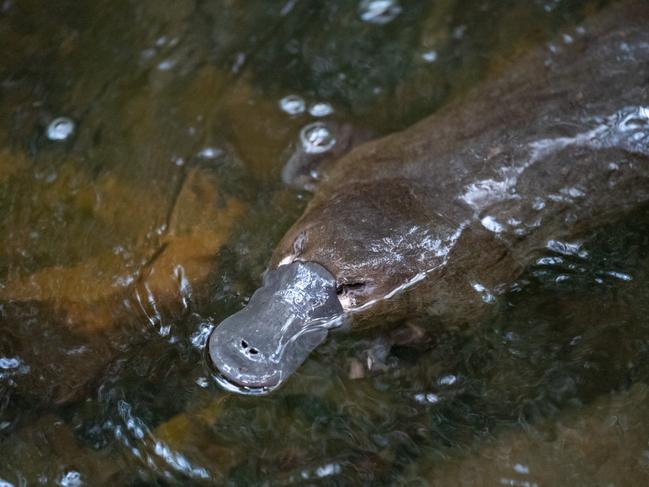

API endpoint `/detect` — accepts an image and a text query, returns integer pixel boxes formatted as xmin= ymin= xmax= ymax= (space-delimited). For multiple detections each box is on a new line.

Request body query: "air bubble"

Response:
xmin=279 ymin=95 xmax=306 ymax=116
xmin=438 ymin=374 xmax=457 ymax=386
xmin=421 ymin=50 xmax=438 ymax=63
xmin=197 ymin=147 xmax=222 ymax=159
xmin=308 ymin=102 xmax=334 ymax=117
xmin=46 ymin=117 xmax=75 ymax=141
xmin=59 ymin=470 xmax=82 ymax=487
xmin=300 ymin=122 xmax=336 ymax=154
xmin=157 ymin=59 xmax=176 ymax=71
xmin=359 ymin=0 xmax=402 ymax=25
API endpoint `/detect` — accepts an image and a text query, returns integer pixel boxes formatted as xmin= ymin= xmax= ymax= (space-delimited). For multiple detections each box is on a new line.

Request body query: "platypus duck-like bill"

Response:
xmin=208 ymin=261 xmax=345 ymax=394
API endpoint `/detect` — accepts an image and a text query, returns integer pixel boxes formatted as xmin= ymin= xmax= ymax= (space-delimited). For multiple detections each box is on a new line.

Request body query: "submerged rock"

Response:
xmin=0 ymin=415 xmax=126 ymax=485
xmin=0 ymin=164 xmax=245 ymax=405
xmin=418 ymin=383 xmax=649 ymax=486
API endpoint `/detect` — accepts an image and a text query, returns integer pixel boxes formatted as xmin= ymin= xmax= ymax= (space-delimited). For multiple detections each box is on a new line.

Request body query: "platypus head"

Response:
xmin=208 ymin=180 xmax=460 ymax=394
xmin=208 ymin=261 xmax=344 ymax=394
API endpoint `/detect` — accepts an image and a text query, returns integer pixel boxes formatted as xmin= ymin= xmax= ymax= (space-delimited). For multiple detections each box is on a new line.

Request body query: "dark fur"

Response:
xmin=271 ymin=1 xmax=649 ymax=328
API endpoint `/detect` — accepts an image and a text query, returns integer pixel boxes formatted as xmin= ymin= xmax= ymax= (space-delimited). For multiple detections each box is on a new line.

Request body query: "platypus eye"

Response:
xmin=336 ymin=282 xmax=366 ymax=295
xmin=336 ymin=281 xmax=369 ymax=310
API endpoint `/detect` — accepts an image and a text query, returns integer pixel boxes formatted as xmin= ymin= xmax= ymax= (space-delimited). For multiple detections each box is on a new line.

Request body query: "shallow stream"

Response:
xmin=5 ymin=1 xmax=649 ymax=485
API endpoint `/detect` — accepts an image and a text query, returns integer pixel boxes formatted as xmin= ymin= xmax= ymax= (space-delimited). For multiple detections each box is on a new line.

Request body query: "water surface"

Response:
xmin=5 ymin=0 xmax=649 ymax=485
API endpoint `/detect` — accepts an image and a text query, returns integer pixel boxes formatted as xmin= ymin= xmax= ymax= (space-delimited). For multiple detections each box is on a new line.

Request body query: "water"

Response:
xmin=5 ymin=0 xmax=649 ymax=485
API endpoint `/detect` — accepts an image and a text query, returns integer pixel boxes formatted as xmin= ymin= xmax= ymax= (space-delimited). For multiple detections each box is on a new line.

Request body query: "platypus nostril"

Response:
xmin=239 ymin=339 xmax=260 ymax=357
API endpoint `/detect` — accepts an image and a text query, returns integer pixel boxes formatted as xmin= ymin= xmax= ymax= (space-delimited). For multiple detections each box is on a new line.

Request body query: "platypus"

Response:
xmin=208 ymin=1 xmax=649 ymax=394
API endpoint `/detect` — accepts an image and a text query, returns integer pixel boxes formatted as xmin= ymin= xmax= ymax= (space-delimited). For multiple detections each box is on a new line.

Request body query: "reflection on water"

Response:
xmin=5 ymin=0 xmax=649 ymax=485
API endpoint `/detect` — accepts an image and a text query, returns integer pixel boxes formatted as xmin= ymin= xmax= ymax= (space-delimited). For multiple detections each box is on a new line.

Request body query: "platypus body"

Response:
xmin=209 ymin=1 xmax=649 ymax=393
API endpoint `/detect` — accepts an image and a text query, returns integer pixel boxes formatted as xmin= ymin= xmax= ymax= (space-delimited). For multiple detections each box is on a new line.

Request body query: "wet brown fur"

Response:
xmin=271 ymin=1 xmax=649 ymax=329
